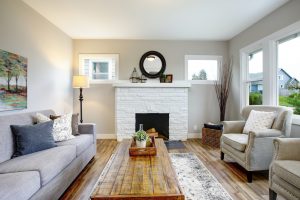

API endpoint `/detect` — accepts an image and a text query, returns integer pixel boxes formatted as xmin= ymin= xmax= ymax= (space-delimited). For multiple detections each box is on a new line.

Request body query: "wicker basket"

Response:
xmin=202 ymin=127 xmax=222 ymax=148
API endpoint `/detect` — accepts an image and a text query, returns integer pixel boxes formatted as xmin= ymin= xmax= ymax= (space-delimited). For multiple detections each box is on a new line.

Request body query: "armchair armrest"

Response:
xmin=222 ymin=121 xmax=245 ymax=134
xmin=249 ymin=129 xmax=282 ymax=138
xmin=273 ymin=138 xmax=300 ymax=161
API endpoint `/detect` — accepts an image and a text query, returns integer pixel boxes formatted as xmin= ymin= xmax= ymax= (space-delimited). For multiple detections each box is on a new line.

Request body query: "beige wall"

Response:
xmin=73 ymin=40 xmax=228 ymax=135
xmin=228 ymin=0 xmax=300 ymax=137
xmin=0 ymin=0 xmax=73 ymax=115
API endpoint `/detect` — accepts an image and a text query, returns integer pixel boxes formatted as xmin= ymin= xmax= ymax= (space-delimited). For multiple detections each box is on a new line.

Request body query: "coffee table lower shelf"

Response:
xmin=91 ymin=139 xmax=184 ymax=200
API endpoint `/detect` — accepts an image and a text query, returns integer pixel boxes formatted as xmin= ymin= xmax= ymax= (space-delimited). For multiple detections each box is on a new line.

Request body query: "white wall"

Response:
xmin=73 ymin=40 xmax=228 ymax=136
xmin=0 ymin=0 xmax=73 ymax=115
xmin=228 ymin=0 xmax=300 ymax=137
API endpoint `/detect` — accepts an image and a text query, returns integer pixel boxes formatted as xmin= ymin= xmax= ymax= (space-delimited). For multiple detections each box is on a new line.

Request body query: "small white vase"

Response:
xmin=136 ymin=140 xmax=146 ymax=148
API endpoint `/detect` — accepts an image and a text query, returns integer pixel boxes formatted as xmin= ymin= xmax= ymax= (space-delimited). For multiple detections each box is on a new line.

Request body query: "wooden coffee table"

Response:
xmin=91 ymin=138 xmax=184 ymax=200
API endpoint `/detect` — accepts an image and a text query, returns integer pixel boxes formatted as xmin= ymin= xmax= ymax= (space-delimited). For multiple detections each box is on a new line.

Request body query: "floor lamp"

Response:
xmin=73 ymin=75 xmax=90 ymax=123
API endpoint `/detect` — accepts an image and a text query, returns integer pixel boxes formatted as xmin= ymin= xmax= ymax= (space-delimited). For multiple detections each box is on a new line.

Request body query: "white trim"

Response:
xmin=184 ymin=55 xmax=222 ymax=84
xmin=187 ymin=80 xmax=216 ymax=85
xmin=188 ymin=132 xmax=202 ymax=139
xmin=112 ymin=80 xmax=191 ymax=88
xmin=96 ymin=133 xmax=117 ymax=139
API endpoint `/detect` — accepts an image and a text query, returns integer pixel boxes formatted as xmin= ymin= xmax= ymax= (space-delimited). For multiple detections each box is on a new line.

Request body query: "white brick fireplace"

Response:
xmin=113 ymin=81 xmax=191 ymax=141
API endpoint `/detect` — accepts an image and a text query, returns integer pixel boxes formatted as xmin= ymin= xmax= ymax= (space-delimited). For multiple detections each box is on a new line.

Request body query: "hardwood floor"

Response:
xmin=60 ymin=139 xmax=284 ymax=200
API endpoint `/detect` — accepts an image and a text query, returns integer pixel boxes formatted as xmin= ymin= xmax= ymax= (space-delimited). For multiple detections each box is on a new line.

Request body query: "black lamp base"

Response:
xmin=79 ymin=88 xmax=83 ymax=123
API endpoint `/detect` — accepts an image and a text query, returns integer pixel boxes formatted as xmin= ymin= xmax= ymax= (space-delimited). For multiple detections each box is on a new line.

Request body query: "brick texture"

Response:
xmin=115 ymin=88 xmax=188 ymax=141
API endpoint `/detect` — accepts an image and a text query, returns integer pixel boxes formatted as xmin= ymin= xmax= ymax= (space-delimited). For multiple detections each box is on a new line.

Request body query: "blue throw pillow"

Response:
xmin=10 ymin=121 xmax=57 ymax=158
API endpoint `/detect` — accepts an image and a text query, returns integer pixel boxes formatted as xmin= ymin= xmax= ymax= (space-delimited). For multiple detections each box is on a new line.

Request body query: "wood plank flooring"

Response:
xmin=60 ymin=139 xmax=284 ymax=200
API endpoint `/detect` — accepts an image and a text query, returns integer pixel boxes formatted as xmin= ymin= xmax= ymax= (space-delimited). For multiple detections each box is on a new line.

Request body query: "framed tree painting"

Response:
xmin=0 ymin=49 xmax=27 ymax=111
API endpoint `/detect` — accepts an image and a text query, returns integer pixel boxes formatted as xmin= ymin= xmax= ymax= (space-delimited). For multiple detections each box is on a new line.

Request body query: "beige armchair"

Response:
xmin=269 ymin=138 xmax=300 ymax=200
xmin=220 ymin=105 xmax=293 ymax=182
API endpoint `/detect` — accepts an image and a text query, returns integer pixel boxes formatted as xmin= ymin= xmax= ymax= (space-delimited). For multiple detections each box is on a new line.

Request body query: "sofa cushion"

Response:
xmin=56 ymin=134 xmax=93 ymax=156
xmin=273 ymin=160 xmax=300 ymax=189
xmin=222 ymin=134 xmax=248 ymax=152
xmin=0 ymin=145 xmax=76 ymax=186
xmin=10 ymin=121 xmax=56 ymax=157
xmin=0 ymin=171 xmax=40 ymax=200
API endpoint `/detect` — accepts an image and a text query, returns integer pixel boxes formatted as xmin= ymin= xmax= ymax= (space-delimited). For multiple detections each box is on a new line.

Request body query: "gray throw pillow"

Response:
xmin=71 ymin=113 xmax=80 ymax=135
xmin=10 ymin=121 xmax=57 ymax=158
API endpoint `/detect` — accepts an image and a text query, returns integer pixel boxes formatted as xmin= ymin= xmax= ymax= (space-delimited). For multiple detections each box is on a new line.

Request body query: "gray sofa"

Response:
xmin=0 ymin=110 xmax=96 ymax=200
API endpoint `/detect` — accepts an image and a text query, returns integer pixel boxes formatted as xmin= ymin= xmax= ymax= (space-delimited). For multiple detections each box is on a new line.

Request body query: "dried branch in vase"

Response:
xmin=214 ymin=59 xmax=233 ymax=122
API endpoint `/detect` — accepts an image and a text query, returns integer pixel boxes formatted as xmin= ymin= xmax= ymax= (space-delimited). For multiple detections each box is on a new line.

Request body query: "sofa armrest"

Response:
xmin=249 ymin=129 xmax=282 ymax=138
xmin=78 ymin=123 xmax=95 ymax=134
xmin=273 ymin=138 xmax=300 ymax=161
xmin=78 ymin=123 xmax=96 ymax=142
xmin=222 ymin=121 xmax=245 ymax=134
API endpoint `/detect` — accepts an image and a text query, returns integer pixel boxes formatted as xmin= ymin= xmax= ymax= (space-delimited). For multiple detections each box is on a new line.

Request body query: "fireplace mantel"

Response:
xmin=113 ymin=81 xmax=191 ymax=88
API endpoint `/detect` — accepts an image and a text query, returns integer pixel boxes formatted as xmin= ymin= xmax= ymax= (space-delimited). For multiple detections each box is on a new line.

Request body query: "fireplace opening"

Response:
xmin=135 ymin=113 xmax=169 ymax=140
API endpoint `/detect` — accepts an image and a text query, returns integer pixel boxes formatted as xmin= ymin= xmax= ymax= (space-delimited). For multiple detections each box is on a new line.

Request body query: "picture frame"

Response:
xmin=165 ymin=74 xmax=173 ymax=83
xmin=0 ymin=49 xmax=27 ymax=111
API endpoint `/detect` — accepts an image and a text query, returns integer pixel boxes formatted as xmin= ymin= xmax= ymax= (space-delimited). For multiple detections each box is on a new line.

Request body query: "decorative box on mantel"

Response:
xmin=113 ymin=81 xmax=191 ymax=141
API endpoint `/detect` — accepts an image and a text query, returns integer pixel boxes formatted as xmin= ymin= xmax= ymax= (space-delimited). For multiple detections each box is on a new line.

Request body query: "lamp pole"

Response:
xmin=73 ymin=75 xmax=89 ymax=124
xmin=79 ymin=87 xmax=84 ymax=123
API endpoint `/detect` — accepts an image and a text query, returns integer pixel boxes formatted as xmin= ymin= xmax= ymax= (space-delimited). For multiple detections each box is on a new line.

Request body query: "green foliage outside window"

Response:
xmin=249 ymin=92 xmax=262 ymax=105
xmin=284 ymin=93 xmax=300 ymax=115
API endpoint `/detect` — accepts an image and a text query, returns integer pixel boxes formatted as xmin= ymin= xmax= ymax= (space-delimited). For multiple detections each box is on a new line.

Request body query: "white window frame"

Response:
xmin=240 ymin=47 xmax=264 ymax=107
xmin=240 ymin=20 xmax=300 ymax=125
xmin=184 ymin=55 xmax=222 ymax=84
xmin=78 ymin=54 xmax=119 ymax=84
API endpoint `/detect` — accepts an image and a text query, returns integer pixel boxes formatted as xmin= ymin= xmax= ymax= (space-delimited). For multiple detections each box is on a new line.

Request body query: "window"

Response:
xmin=248 ymin=50 xmax=263 ymax=105
xmin=185 ymin=55 xmax=222 ymax=83
xmin=79 ymin=54 xmax=119 ymax=83
xmin=277 ymin=33 xmax=300 ymax=115
xmin=240 ymin=21 xmax=300 ymax=124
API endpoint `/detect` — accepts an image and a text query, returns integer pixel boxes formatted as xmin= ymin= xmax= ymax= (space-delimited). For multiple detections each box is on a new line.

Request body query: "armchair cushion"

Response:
xmin=243 ymin=110 xmax=276 ymax=134
xmin=273 ymin=160 xmax=300 ymax=189
xmin=222 ymin=134 xmax=248 ymax=152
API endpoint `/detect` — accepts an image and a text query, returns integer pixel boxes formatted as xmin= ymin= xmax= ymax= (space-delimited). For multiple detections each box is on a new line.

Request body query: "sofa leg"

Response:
xmin=269 ymin=189 xmax=277 ymax=200
xmin=220 ymin=152 xmax=224 ymax=160
xmin=247 ymin=171 xmax=253 ymax=183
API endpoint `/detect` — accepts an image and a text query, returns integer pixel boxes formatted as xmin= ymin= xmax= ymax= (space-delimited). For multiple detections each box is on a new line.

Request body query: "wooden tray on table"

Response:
xmin=129 ymin=136 xmax=157 ymax=156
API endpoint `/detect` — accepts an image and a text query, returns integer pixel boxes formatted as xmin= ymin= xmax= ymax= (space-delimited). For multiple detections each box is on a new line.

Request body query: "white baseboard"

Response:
xmin=188 ymin=132 xmax=202 ymax=139
xmin=96 ymin=134 xmax=117 ymax=139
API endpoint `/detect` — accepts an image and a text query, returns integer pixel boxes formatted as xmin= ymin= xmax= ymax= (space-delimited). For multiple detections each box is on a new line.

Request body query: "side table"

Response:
xmin=202 ymin=127 xmax=222 ymax=148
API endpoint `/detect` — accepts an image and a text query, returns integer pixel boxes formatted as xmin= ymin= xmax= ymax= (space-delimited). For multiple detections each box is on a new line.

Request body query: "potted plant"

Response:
xmin=134 ymin=129 xmax=148 ymax=148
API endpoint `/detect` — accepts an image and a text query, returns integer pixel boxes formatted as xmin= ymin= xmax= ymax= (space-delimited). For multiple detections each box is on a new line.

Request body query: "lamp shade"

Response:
xmin=73 ymin=75 xmax=90 ymax=88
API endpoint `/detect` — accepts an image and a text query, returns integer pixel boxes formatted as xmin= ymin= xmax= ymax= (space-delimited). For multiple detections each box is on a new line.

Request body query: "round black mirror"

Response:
xmin=139 ymin=51 xmax=166 ymax=78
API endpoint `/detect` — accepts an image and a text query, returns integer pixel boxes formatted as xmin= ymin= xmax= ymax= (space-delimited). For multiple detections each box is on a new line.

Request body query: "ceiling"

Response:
xmin=22 ymin=0 xmax=289 ymax=40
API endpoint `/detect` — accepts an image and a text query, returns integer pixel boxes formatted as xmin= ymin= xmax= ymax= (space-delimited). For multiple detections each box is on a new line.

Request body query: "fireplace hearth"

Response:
xmin=135 ymin=113 xmax=169 ymax=140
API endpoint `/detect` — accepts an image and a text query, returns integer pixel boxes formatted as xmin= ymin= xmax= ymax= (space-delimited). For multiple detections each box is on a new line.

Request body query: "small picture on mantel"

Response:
xmin=165 ymin=74 xmax=173 ymax=83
